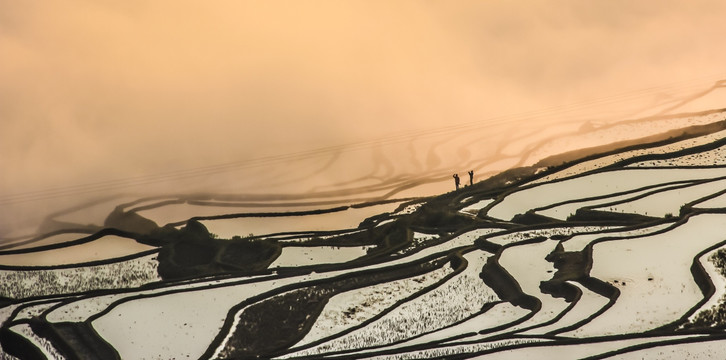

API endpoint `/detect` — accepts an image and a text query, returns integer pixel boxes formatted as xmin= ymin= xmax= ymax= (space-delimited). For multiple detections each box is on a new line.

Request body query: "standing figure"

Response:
xmin=453 ymin=174 xmax=460 ymax=190
xmin=468 ymin=170 xmax=474 ymax=186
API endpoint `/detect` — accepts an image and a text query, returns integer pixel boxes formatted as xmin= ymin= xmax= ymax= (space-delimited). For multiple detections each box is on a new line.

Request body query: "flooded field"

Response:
xmin=3 ymin=82 xmax=726 ymax=359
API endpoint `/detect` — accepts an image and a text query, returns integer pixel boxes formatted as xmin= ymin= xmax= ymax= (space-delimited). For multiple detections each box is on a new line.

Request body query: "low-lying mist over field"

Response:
xmin=3 ymin=1 xmax=726 ymax=235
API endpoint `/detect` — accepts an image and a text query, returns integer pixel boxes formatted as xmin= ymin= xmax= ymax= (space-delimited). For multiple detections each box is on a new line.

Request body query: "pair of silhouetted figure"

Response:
xmin=453 ymin=171 xmax=474 ymax=190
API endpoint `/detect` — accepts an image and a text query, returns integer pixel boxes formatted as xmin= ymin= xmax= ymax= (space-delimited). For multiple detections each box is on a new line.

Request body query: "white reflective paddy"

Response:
xmin=488 ymin=167 xmax=726 ymax=221
xmin=268 ymin=245 xmax=372 ymax=268
xmin=566 ymin=214 xmax=726 ymax=337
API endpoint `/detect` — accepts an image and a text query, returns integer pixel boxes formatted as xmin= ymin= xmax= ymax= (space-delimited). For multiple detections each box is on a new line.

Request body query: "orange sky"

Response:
xmin=2 ymin=1 xmax=726 ymax=233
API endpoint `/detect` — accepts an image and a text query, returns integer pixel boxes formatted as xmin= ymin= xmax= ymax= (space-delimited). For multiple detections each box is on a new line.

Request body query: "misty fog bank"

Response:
xmin=2 ymin=1 xmax=726 ymax=235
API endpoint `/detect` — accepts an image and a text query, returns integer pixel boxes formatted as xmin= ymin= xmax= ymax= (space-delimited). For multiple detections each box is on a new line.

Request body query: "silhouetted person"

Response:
xmin=468 ymin=170 xmax=474 ymax=186
xmin=453 ymin=174 xmax=460 ymax=190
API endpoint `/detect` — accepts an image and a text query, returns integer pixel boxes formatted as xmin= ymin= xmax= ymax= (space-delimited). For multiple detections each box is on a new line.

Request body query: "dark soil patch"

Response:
xmin=28 ymin=320 xmax=120 ymax=360
xmin=215 ymin=287 xmax=333 ymax=359
xmin=688 ymin=248 xmax=726 ymax=328
xmin=479 ymin=256 xmax=539 ymax=311
xmin=0 ymin=326 xmax=46 ymax=360
xmin=214 ymin=258 xmax=448 ymax=358
xmin=540 ymin=242 xmax=592 ymax=302
xmin=567 ymin=209 xmax=660 ymax=224
xmin=511 ymin=211 xmax=562 ymax=225
xmin=154 ymin=220 xmax=281 ymax=280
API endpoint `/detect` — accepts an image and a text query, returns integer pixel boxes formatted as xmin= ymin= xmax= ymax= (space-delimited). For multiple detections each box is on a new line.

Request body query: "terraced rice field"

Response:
xmin=7 ymin=106 xmax=726 ymax=359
